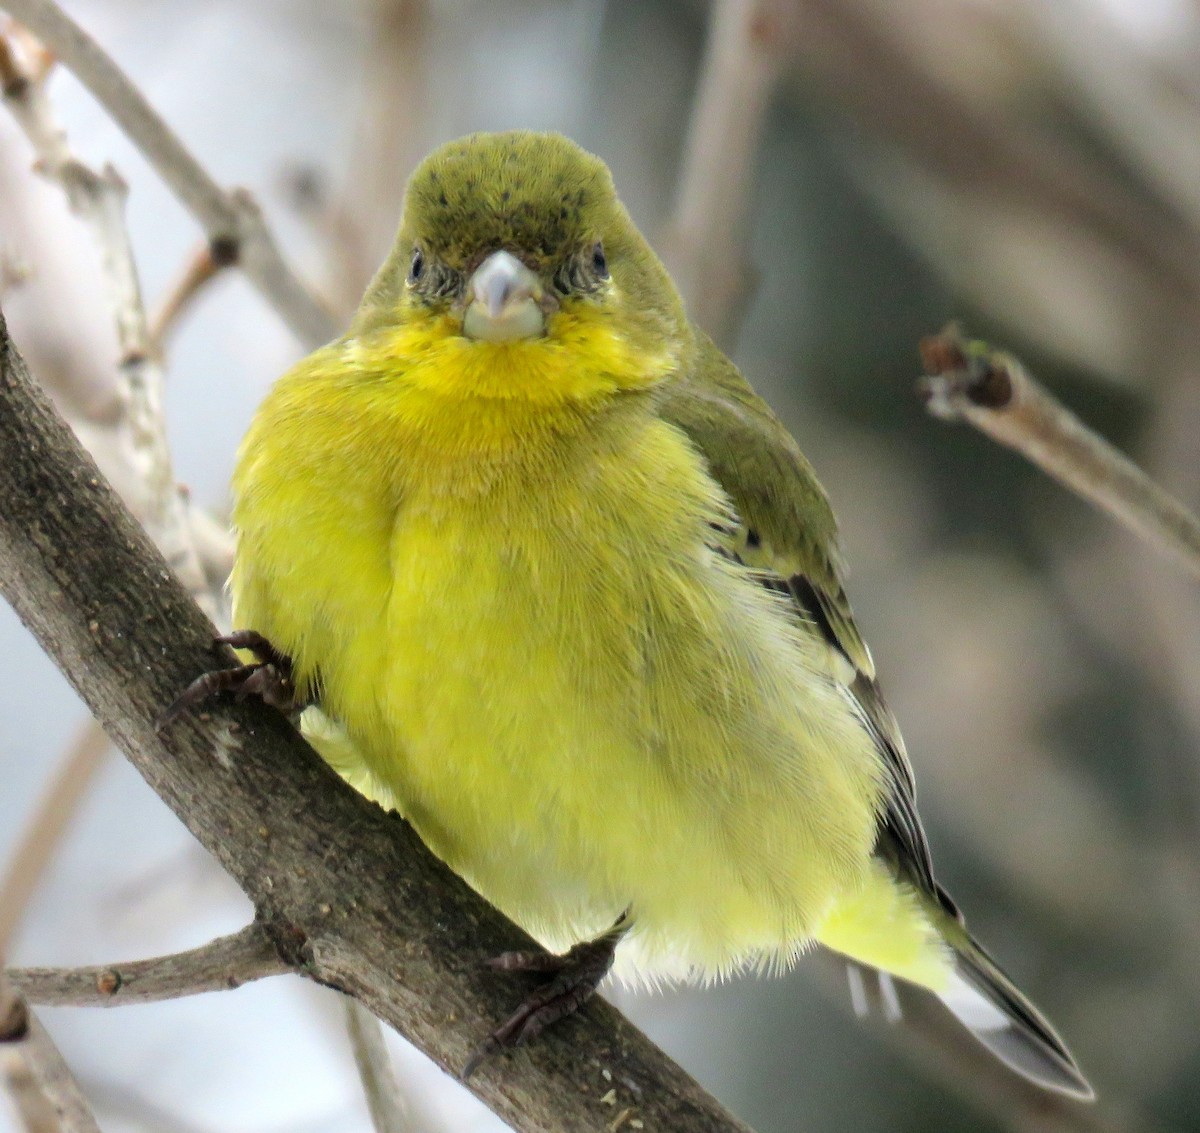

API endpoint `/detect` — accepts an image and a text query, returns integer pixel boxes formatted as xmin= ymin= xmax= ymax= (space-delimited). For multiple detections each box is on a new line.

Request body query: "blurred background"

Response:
xmin=3 ymin=0 xmax=1200 ymax=1130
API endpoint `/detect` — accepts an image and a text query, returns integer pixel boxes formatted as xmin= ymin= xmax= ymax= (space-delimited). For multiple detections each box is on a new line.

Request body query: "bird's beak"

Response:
xmin=462 ymin=250 xmax=547 ymax=342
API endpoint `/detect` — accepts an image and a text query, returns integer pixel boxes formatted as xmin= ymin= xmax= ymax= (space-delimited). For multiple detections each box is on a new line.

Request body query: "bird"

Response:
xmin=177 ymin=130 xmax=1092 ymax=1098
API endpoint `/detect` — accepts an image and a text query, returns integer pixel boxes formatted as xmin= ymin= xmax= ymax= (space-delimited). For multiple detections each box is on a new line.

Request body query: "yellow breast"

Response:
xmin=231 ymin=331 xmax=885 ymax=979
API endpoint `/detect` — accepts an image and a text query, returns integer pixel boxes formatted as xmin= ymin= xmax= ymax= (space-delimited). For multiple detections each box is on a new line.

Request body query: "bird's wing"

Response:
xmin=658 ymin=332 xmax=943 ymax=905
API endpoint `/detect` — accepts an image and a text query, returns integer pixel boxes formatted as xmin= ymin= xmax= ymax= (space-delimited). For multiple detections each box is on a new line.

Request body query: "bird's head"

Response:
xmin=351 ymin=132 xmax=690 ymax=403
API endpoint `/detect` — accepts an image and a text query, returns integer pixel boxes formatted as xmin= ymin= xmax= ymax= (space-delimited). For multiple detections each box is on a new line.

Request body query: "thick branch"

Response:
xmin=8 ymin=924 xmax=287 ymax=1008
xmin=0 ymin=307 xmax=754 ymax=1133
xmin=1 ymin=0 xmax=336 ymax=348
xmin=918 ymin=326 xmax=1200 ymax=581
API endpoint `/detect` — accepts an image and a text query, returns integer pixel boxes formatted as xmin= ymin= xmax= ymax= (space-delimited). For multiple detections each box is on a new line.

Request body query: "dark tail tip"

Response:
xmin=941 ymin=937 xmax=1094 ymax=1101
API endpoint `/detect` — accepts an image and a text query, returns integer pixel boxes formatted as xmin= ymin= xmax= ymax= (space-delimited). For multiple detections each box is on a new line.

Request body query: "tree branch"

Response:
xmin=343 ymin=998 xmax=413 ymax=1133
xmin=1 ymin=26 xmax=218 ymax=615
xmin=8 ymin=923 xmax=287 ymax=1008
xmin=1 ymin=970 xmax=101 ymax=1133
xmin=0 ymin=305 xmax=755 ymax=1133
xmin=1 ymin=0 xmax=336 ymax=349
xmin=2 ymin=1017 xmax=102 ymax=1133
xmin=148 ymin=240 xmax=236 ymax=359
xmin=918 ymin=325 xmax=1200 ymax=582
xmin=0 ymin=719 xmax=110 ymax=956
xmin=661 ymin=0 xmax=790 ymax=351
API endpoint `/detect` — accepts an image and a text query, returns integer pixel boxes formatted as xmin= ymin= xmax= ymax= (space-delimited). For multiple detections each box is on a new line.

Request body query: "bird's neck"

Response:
xmin=336 ymin=313 xmax=675 ymax=486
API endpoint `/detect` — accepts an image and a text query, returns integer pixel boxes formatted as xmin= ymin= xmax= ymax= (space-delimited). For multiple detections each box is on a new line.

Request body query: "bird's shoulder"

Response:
xmin=657 ymin=332 xmax=870 ymax=672
xmin=657 ymin=331 xmax=945 ymax=904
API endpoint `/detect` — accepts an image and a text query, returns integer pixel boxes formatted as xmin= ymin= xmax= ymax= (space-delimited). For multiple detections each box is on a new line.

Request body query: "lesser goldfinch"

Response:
xmin=193 ymin=131 xmax=1090 ymax=1097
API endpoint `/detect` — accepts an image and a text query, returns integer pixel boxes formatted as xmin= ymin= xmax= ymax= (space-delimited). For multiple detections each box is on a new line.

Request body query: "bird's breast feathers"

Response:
xmin=231 ymin=346 xmax=885 ymax=979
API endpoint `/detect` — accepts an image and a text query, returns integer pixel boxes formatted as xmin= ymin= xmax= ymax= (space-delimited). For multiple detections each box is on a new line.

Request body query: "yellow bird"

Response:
xmin=194 ymin=131 xmax=1090 ymax=1096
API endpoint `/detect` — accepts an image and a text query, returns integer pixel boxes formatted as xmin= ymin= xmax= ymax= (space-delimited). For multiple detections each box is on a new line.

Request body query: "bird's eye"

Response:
xmin=408 ymin=248 xmax=425 ymax=283
xmin=591 ymin=242 xmax=608 ymax=279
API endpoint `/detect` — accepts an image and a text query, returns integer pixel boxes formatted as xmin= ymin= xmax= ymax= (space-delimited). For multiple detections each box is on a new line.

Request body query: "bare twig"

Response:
xmin=918 ymin=325 xmax=1200 ymax=581
xmin=4 ymin=1056 xmax=61 ymax=1133
xmin=147 ymin=240 xmax=237 ymax=358
xmin=2 ymin=1018 xmax=103 ymax=1133
xmin=8 ymin=923 xmax=287 ymax=1008
xmin=0 ymin=719 xmax=109 ymax=956
xmin=2 ymin=969 xmax=101 ymax=1133
xmin=0 ymin=969 xmax=25 ymax=1044
xmin=1 ymin=26 xmax=215 ymax=614
xmin=661 ymin=0 xmax=791 ymax=350
xmin=0 ymin=304 xmax=755 ymax=1133
xmin=343 ymin=998 xmax=412 ymax=1133
xmin=1 ymin=0 xmax=336 ymax=349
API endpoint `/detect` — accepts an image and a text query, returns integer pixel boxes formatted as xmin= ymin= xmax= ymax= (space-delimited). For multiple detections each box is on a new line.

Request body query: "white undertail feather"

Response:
xmin=846 ymin=965 xmax=869 ymax=1020
xmin=841 ymin=939 xmax=1093 ymax=1099
xmin=877 ymin=971 xmax=903 ymax=1024
xmin=941 ymin=970 xmax=1012 ymax=1033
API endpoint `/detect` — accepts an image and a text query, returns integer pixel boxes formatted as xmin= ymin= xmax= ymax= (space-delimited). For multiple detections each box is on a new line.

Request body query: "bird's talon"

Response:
xmin=463 ymin=918 xmax=627 ymax=1079
xmin=215 ymin=630 xmax=292 ymax=670
xmin=484 ymin=949 xmax=564 ymax=974
xmin=158 ymin=630 xmax=301 ymax=727
xmin=461 ymin=1036 xmax=501 ymax=1081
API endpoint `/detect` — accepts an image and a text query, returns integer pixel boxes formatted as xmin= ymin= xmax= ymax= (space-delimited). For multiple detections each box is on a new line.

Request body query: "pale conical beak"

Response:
xmin=462 ymin=250 xmax=546 ymax=342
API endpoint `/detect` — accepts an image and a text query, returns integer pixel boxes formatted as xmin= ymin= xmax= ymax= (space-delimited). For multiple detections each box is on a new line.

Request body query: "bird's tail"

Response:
xmin=937 ymin=929 xmax=1093 ymax=1100
xmin=819 ymin=863 xmax=1093 ymax=1098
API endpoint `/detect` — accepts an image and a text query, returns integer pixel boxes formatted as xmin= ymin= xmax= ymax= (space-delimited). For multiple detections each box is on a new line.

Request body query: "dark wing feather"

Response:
xmin=661 ymin=337 xmax=1094 ymax=1096
xmin=659 ymin=332 xmax=944 ymax=908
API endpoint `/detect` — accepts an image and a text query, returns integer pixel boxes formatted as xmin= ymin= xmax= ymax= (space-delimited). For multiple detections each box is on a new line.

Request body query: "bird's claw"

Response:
xmin=158 ymin=630 xmax=300 ymax=728
xmin=462 ymin=922 xmax=626 ymax=1079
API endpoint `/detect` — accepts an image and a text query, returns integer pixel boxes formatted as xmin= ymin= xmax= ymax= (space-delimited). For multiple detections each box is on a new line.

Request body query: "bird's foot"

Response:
xmin=463 ymin=916 xmax=628 ymax=1079
xmin=158 ymin=630 xmax=302 ymax=727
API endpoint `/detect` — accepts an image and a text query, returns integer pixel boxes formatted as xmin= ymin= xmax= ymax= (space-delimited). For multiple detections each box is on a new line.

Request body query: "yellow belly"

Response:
xmin=234 ymin=403 xmax=884 ymax=980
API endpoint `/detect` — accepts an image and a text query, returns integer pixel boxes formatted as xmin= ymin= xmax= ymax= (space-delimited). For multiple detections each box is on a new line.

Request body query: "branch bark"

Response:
xmin=1 ymin=26 xmax=220 ymax=615
xmin=1 ymin=970 xmax=101 ymax=1133
xmin=0 ymin=305 xmax=755 ymax=1133
xmin=2 ymin=1016 xmax=102 ymax=1133
xmin=1 ymin=0 xmax=336 ymax=349
xmin=918 ymin=326 xmax=1200 ymax=582
xmin=8 ymin=923 xmax=287 ymax=1008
